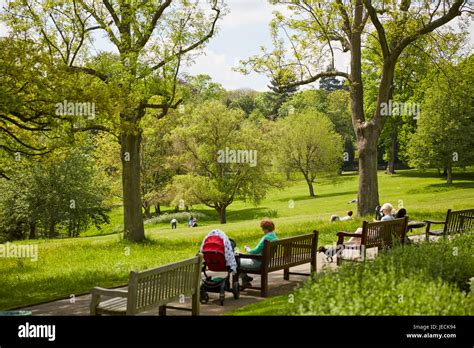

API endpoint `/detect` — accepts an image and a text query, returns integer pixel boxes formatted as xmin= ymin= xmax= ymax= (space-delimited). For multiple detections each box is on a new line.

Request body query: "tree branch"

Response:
xmin=363 ymin=0 xmax=390 ymax=59
xmin=150 ymin=5 xmax=221 ymax=71
xmin=135 ymin=0 xmax=172 ymax=49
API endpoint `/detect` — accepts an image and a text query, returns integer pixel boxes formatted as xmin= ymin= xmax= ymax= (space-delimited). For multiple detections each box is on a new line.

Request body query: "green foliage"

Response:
xmin=407 ymin=56 xmax=474 ymax=182
xmin=275 ymin=109 xmax=343 ymax=195
xmin=169 ymin=100 xmax=281 ymax=221
xmin=0 ymin=149 xmax=111 ymax=240
xmin=291 ymin=235 xmax=474 ymax=315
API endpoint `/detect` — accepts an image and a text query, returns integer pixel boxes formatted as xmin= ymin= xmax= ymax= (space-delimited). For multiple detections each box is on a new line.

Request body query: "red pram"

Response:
xmin=200 ymin=235 xmax=239 ymax=306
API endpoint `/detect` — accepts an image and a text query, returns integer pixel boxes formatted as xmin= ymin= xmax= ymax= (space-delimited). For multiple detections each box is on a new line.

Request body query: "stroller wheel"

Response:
xmin=232 ymin=281 xmax=240 ymax=300
xmin=200 ymin=291 xmax=209 ymax=304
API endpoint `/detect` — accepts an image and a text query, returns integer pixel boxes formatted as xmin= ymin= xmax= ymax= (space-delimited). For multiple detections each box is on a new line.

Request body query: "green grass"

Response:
xmin=0 ymin=168 xmax=473 ymax=310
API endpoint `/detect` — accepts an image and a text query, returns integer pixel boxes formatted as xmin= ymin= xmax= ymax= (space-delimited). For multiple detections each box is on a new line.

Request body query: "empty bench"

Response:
xmin=90 ymin=256 xmax=202 ymax=316
xmin=425 ymin=208 xmax=474 ymax=241
xmin=235 ymin=231 xmax=319 ymax=297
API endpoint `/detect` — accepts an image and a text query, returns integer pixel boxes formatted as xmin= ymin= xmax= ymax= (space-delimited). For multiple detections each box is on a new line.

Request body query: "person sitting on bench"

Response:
xmin=240 ymin=219 xmax=278 ymax=286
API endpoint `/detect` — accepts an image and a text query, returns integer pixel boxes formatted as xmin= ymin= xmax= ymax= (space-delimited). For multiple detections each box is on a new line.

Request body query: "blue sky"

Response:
xmin=1 ymin=0 xmax=472 ymax=91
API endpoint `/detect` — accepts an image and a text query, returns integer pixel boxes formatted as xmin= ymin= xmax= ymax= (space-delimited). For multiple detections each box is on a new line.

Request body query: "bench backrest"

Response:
xmin=263 ymin=231 xmax=318 ymax=272
xmin=126 ymin=256 xmax=202 ymax=314
xmin=445 ymin=209 xmax=474 ymax=234
xmin=361 ymin=217 xmax=408 ymax=250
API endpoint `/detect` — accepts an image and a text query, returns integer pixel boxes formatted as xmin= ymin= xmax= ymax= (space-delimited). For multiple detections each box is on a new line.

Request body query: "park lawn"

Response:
xmin=0 ymin=169 xmax=473 ymax=310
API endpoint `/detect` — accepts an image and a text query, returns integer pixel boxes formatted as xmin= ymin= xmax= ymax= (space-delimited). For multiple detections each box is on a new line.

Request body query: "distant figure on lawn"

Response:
xmin=240 ymin=219 xmax=278 ymax=287
xmin=188 ymin=215 xmax=194 ymax=228
xmin=171 ymin=218 xmax=177 ymax=229
xmin=330 ymin=211 xmax=353 ymax=222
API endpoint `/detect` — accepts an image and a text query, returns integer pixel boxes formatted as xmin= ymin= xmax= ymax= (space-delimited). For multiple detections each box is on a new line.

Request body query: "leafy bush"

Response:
xmin=289 ymin=234 xmax=474 ymax=315
xmin=144 ymin=211 xmax=207 ymax=225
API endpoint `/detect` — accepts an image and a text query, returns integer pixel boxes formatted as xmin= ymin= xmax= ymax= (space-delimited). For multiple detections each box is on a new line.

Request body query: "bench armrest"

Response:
xmin=91 ymin=287 xmax=128 ymax=298
xmin=336 ymin=231 xmax=361 ymax=245
xmin=235 ymin=253 xmax=262 ymax=260
xmin=424 ymin=220 xmax=446 ymax=234
xmin=424 ymin=220 xmax=445 ymax=224
xmin=235 ymin=253 xmax=262 ymax=267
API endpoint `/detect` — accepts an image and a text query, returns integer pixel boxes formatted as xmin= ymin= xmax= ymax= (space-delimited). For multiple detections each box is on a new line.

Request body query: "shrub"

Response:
xmin=144 ymin=211 xmax=207 ymax=225
xmin=288 ymin=234 xmax=474 ymax=315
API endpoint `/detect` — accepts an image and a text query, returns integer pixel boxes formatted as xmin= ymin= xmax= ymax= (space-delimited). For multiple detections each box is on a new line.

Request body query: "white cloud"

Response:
xmin=221 ymin=0 xmax=275 ymax=29
xmin=185 ymin=48 xmax=269 ymax=91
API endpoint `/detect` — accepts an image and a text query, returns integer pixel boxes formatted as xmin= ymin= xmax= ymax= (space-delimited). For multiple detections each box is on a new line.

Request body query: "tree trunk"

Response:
xmin=48 ymin=223 xmax=55 ymax=239
xmin=387 ymin=132 xmax=396 ymax=174
xmin=121 ymin=130 xmax=145 ymax=242
xmin=143 ymin=203 xmax=152 ymax=219
xmin=307 ymin=179 xmax=315 ymax=197
xmin=446 ymin=165 xmax=453 ymax=185
xmin=29 ymin=223 xmax=36 ymax=239
xmin=357 ymin=140 xmax=380 ymax=216
xmin=216 ymin=206 xmax=227 ymax=224
xmin=154 ymin=203 xmax=161 ymax=216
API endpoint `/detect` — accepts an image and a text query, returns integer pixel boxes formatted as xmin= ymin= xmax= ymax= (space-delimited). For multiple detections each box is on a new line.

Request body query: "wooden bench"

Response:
xmin=90 ymin=256 xmax=202 ymax=316
xmin=425 ymin=208 xmax=474 ymax=241
xmin=335 ymin=217 xmax=408 ymax=265
xmin=235 ymin=231 xmax=319 ymax=297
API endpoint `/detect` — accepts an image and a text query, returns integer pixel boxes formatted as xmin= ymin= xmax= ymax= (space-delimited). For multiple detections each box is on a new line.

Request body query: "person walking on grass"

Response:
xmin=239 ymin=219 xmax=278 ymax=287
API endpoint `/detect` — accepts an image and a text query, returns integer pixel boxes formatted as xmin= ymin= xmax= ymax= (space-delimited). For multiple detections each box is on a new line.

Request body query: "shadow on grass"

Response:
xmin=226 ymin=207 xmax=270 ymax=221
xmin=395 ymin=169 xmax=474 ymax=181
xmin=407 ymin=181 xmax=474 ymax=194
xmin=277 ymin=190 xmax=358 ymax=202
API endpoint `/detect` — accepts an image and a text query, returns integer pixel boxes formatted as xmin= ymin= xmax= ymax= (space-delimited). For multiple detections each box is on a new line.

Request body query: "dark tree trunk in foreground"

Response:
xmin=357 ymin=140 xmax=380 ymax=216
xmin=121 ymin=129 xmax=145 ymax=242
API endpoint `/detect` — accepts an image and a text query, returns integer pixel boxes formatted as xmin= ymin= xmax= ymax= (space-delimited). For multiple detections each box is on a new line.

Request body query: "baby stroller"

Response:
xmin=200 ymin=231 xmax=240 ymax=306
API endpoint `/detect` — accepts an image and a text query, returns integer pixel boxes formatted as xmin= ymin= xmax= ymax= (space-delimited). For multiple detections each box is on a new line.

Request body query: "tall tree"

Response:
xmin=407 ymin=56 xmax=474 ymax=184
xmin=3 ymin=0 xmax=224 ymax=241
xmin=170 ymin=100 xmax=278 ymax=223
xmin=239 ymin=0 xmax=470 ymax=215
